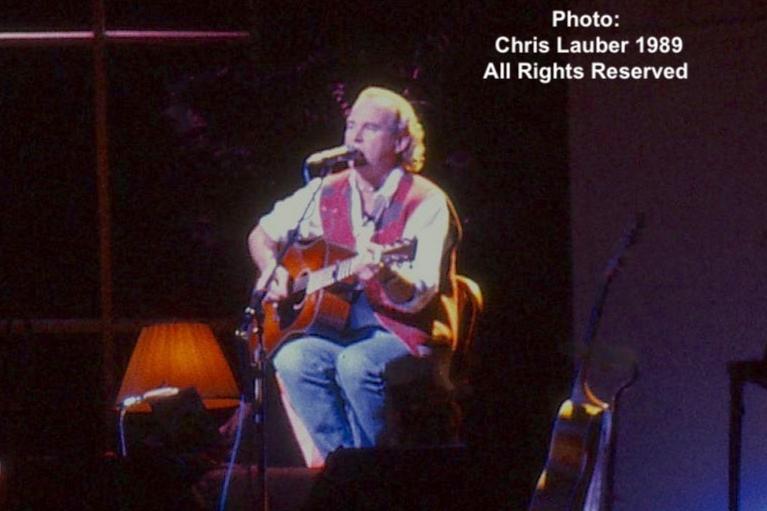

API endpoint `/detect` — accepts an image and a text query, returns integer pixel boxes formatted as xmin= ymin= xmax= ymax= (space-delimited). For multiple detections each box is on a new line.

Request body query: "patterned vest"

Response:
xmin=319 ymin=169 xmax=456 ymax=353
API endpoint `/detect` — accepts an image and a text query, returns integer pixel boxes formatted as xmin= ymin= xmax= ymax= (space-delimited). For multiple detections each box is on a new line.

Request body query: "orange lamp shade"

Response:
xmin=116 ymin=322 xmax=241 ymax=411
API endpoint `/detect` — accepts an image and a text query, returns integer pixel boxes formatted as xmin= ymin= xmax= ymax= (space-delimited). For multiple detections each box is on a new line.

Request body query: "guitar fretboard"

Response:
xmin=289 ymin=240 xmax=414 ymax=298
xmin=303 ymin=255 xmax=359 ymax=295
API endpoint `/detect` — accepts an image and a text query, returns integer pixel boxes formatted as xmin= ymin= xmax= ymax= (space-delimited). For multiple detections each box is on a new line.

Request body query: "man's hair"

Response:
xmin=356 ymin=86 xmax=426 ymax=173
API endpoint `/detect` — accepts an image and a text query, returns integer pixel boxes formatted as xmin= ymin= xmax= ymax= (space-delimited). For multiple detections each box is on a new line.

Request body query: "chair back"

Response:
xmin=448 ymin=275 xmax=483 ymax=386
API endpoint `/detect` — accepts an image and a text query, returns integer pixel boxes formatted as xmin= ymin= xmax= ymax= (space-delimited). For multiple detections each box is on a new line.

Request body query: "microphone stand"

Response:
xmin=234 ymin=164 xmax=329 ymax=511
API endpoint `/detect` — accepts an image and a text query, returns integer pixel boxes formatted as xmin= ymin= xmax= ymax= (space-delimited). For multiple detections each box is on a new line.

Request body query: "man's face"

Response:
xmin=344 ymin=98 xmax=406 ymax=175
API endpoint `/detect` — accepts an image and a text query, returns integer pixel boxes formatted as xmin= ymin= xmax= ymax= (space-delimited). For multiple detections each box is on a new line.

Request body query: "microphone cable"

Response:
xmin=218 ymin=397 xmax=248 ymax=511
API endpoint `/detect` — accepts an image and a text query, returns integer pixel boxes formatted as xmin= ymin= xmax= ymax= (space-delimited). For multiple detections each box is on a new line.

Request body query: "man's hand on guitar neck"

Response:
xmin=357 ymin=241 xmax=416 ymax=304
xmin=356 ymin=241 xmax=384 ymax=283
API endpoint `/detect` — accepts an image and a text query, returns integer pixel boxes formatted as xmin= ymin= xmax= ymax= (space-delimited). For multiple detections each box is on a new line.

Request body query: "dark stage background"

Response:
xmin=1 ymin=1 xmax=591 ymax=510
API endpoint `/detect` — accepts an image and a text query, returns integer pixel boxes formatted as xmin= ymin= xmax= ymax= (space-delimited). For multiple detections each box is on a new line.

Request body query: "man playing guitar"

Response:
xmin=247 ymin=86 xmax=455 ymax=460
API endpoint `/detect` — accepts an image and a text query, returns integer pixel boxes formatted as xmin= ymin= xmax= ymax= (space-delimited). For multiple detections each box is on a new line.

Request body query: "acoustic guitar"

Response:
xmin=528 ymin=214 xmax=643 ymax=511
xmin=254 ymin=238 xmax=416 ymax=355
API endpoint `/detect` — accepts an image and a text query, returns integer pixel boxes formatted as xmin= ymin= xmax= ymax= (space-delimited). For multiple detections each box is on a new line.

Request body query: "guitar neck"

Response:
xmin=572 ymin=214 xmax=643 ymax=408
xmin=290 ymin=239 xmax=415 ymax=298
xmin=295 ymin=254 xmax=360 ymax=296
xmin=572 ymin=282 xmax=612 ymax=405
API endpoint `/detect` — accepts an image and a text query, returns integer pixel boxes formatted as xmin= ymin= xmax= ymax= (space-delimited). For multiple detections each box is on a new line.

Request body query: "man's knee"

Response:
xmin=335 ymin=346 xmax=372 ymax=388
xmin=272 ymin=340 xmax=312 ymax=379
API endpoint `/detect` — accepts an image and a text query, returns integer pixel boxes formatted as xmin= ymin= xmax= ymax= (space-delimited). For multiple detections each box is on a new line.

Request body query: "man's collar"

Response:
xmin=351 ymin=167 xmax=404 ymax=201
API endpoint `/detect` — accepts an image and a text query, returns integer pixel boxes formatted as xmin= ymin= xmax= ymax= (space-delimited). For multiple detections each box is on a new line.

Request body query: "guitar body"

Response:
xmin=257 ymin=239 xmax=354 ymax=355
xmin=528 ymin=400 xmax=608 ymax=511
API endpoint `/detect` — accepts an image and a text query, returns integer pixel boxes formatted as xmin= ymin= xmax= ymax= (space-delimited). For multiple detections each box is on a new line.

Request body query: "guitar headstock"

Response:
xmin=380 ymin=238 xmax=417 ymax=265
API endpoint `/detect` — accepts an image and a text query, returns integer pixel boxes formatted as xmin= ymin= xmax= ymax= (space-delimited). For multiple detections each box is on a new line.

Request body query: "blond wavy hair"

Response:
xmin=356 ymin=87 xmax=426 ymax=173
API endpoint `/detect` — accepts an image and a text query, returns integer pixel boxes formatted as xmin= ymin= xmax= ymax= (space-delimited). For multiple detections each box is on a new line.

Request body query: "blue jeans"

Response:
xmin=272 ymin=328 xmax=411 ymax=459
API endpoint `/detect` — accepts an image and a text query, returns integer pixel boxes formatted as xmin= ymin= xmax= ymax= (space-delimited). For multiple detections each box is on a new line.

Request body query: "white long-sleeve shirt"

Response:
xmin=258 ymin=168 xmax=450 ymax=311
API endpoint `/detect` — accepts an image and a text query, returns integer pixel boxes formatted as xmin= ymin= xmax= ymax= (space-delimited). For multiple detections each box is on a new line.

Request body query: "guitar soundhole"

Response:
xmin=291 ymin=288 xmax=307 ymax=310
xmin=291 ymin=270 xmax=310 ymax=310
xmin=277 ymin=300 xmax=300 ymax=330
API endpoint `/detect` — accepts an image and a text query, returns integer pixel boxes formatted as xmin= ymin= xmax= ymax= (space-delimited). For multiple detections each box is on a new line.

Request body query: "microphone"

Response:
xmin=304 ymin=145 xmax=367 ymax=179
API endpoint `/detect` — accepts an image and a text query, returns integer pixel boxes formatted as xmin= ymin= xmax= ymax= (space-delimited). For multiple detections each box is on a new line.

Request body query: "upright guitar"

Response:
xmin=254 ymin=238 xmax=416 ymax=355
xmin=528 ymin=214 xmax=643 ymax=511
